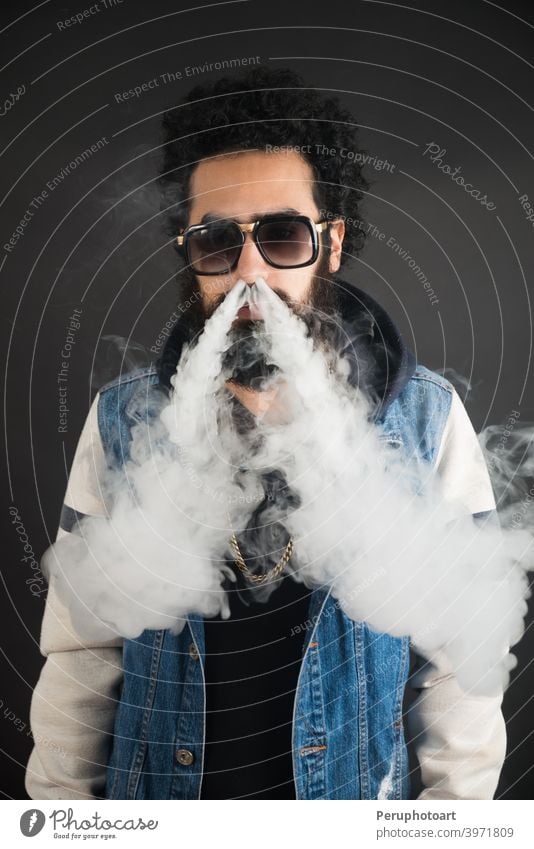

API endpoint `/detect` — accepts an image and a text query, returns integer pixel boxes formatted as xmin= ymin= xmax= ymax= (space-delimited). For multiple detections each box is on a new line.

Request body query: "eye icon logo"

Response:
xmin=20 ymin=809 xmax=45 ymax=837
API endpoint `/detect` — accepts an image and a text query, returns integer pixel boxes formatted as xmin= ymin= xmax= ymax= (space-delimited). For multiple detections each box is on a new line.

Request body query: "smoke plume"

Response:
xmin=43 ymin=278 xmax=533 ymax=696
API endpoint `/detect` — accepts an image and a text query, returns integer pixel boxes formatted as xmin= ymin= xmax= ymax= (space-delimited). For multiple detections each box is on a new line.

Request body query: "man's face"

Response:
xmin=186 ymin=150 xmax=345 ymax=316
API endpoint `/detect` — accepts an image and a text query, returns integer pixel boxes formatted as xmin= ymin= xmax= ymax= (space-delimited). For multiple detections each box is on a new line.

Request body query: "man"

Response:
xmin=26 ymin=67 xmax=504 ymax=800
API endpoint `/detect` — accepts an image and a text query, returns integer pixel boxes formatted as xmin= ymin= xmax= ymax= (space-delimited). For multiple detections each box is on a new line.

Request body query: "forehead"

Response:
xmin=188 ymin=150 xmax=318 ymax=221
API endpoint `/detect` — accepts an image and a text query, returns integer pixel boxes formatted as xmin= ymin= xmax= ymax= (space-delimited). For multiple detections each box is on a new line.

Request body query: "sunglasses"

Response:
xmin=176 ymin=214 xmax=330 ymax=275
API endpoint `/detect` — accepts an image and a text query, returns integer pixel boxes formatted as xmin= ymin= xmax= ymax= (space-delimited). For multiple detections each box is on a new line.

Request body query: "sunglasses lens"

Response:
xmin=257 ymin=218 xmax=315 ymax=267
xmin=187 ymin=222 xmax=242 ymax=274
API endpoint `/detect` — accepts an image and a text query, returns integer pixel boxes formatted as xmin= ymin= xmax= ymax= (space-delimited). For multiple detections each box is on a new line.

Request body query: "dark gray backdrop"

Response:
xmin=1 ymin=0 xmax=533 ymax=799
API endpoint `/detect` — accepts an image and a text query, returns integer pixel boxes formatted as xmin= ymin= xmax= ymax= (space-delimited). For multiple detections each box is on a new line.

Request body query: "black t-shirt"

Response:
xmin=200 ymin=569 xmax=311 ymax=800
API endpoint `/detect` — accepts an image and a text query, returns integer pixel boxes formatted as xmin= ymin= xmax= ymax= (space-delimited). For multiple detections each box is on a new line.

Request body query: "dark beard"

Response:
xmin=205 ymin=251 xmax=340 ymax=390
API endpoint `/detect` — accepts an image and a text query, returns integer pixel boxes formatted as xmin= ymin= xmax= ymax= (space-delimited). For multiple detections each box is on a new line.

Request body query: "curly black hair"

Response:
xmin=158 ymin=66 xmax=370 ymax=263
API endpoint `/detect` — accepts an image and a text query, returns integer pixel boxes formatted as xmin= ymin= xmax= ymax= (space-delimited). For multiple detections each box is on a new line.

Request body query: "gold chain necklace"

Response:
xmin=229 ymin=533 xmax=293 ymax=585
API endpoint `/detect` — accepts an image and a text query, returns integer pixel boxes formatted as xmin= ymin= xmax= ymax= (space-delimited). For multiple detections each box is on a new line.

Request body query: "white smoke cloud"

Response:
xmin=44 ymin=282 xmax=252 ymax=640
xmin=245 ymin=280 xmax=532 ymax=695
xmin=43 ymin=278 xmax=533 ymax=696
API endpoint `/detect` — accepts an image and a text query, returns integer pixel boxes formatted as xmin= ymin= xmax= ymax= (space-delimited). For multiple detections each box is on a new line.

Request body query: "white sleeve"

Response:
xmin=434 ymin=388 xmax=496 ymax=516
xmin=408 ymin=387 xmax=506 ymax=800
xmin=408 ymin=649 xmax=506 ymax=799
xmin=25 ymin=393 xmax=124 ymax=800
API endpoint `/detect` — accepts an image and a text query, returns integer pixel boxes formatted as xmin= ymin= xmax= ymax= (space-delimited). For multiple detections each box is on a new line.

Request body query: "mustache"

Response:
xmin=207 ymin=279 xmax=343 ymax=350
xmin=206 ymin=284 xmax=295 ymax=318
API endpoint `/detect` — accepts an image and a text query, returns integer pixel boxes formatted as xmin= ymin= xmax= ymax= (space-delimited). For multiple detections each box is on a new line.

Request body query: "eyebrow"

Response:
xmin=199 ymin=207 xmax=301 ymax=224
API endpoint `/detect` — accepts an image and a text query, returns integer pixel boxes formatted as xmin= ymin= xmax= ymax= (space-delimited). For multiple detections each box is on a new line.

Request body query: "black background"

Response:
xmin=1 ymin=0 xmax=533 ymax=799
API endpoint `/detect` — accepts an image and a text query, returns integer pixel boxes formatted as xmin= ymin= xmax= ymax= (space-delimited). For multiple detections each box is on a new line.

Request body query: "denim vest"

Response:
xmin=97 ymin=363 xmax=453 ymax=800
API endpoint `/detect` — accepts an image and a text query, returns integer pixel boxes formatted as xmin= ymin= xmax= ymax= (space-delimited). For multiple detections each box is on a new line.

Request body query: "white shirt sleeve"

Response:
xmin=408 ymin=649 xmax=506 ymax=799
xmin=434 ymin=388 xmax=496 ymax=516
xmin=25 ymin=393 xmax=124 ymax=800
xmin=408 ymin=386 xmax=506 ymax=800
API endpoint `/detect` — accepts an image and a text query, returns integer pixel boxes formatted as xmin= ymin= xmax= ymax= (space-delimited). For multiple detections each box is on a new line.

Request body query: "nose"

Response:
xmin=234 ymin=232 xmax=270 ymax=285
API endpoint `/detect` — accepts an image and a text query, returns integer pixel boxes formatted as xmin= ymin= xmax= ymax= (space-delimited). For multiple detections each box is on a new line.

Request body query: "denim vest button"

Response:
xmin=188 ymin=642 xmax=199 ymax=661
xmin=176 ymin=748 xmax=195 ymax=766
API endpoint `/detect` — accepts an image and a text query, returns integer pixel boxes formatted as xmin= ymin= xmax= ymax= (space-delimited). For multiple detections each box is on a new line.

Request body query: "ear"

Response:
xmin=328 ymin=220 xmax=346 ymax=273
